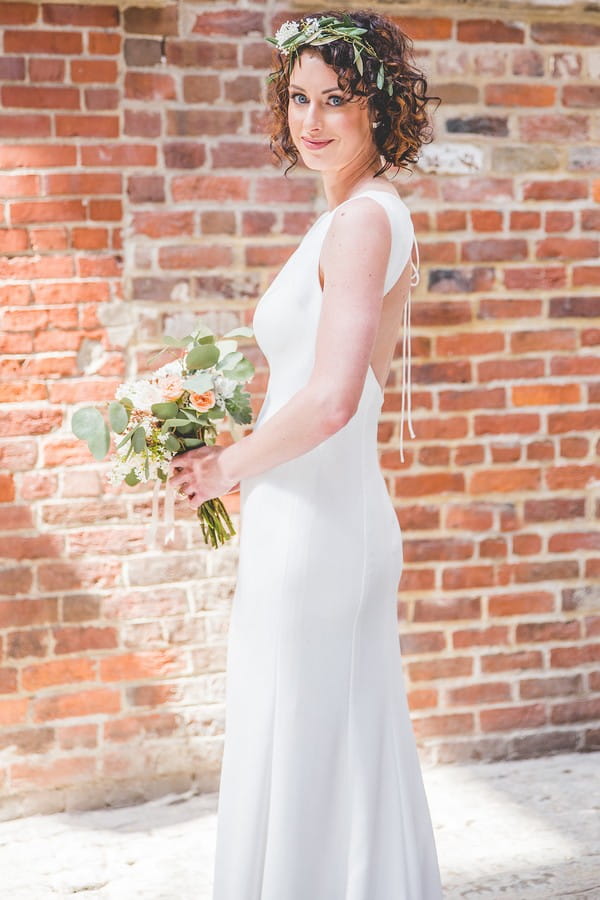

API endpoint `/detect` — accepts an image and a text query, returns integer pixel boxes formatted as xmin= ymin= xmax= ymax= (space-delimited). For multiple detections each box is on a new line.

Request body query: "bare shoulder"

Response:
xmin=322 ymin=196 xmax=391 ymax=259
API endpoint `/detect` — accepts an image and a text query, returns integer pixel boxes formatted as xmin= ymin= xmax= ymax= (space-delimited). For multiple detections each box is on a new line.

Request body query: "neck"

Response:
xmin=322 ymin=155 xmax=383 ymax=211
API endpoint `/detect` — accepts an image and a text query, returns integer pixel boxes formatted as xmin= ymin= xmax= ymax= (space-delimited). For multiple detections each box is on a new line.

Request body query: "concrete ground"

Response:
xmin=0 ymin=750 xmax=598 ymax=899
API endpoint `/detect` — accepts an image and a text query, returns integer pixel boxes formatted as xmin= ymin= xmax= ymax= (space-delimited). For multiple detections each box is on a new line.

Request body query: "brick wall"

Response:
xmin=0 ymin=0 xmax=599 ymax=818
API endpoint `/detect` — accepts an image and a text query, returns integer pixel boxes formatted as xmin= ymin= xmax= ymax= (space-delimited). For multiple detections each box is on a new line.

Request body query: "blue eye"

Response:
xmin=289 ymin=92 xmax=345 ymax=106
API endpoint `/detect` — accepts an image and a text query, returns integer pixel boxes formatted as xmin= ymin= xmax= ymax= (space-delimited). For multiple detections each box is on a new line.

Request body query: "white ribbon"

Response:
xmin=146 ymin=477 xmax=177 ymax=549
xmin=399 ymin=237 xmax=419 ymax=463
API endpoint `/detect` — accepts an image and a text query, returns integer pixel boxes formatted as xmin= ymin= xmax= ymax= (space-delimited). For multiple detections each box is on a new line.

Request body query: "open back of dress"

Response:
xmin=212 ymin=190 xmax=443 ymax=900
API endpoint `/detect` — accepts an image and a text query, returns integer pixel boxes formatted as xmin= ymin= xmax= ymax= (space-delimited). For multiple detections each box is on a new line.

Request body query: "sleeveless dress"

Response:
xmin=212 ymin=189 xmax=443 ymax=899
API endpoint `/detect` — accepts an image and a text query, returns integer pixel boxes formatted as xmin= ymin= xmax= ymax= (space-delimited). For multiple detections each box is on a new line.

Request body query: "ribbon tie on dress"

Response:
xmin=399 ymin=237 xmax=419 ymax=463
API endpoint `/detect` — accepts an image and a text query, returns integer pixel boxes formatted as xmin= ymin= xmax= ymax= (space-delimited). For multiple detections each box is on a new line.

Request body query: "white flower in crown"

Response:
xmin=274 ymin=19 xmax=300 ymax=52
xmin=304 ymin=17 xmax=320 ymax=36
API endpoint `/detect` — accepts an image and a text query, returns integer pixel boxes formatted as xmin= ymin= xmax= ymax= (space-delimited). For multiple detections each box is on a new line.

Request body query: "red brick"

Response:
xmin=99 ymin=651 xmax=187 ymax=682
xmin=81 ymin=144 xmax=157 ymax=167
xmin=22 ymin=657 xmax=96 ymax=691
xmin=45 ymin=172 xmax=121 ymax=196
xmin=32 ymin=688 xmax=121 ymax=722
xmin=69 ymin=58 xmax=119 ymax=84
xmin=513 ymin=383 xmax=580 ymax=406
xmin=489 ymin=591 xmax=554 ymax=617
xmin=0 ymin=697 xmax=28 ymax=725
xmin=447 ymin=682 xmax=511 ymax=705
xmin=486 ymin=84 xmax=555 ymax=106
xmin=191 ymin=8 xmax=262 ymax=36
xmin=549 ymin=532 xmax=600 ymax=553
xmin=481 ymin=650 xmax=543 ymax=672
xmin=55 ymin=115 xmax=119 ymax=138
xmin=89 ymin=31 xmax=121 ymax=55
xmin=519 ymin=114 xmax=589 ymax=142
xmin=442 ymin=566 xmax=495 ymax=590
xmin=408 ymin=657 xmax=473 ymax=682
xmin=2 ymin=85 xmax=79 ymax=110
xmin=0 ymin=114 xmax=51 ymax=138
xmin=523 ymin=179 xmax=588 ymax=201
xmin=124 ymin=4 xmax=178 ymax=35
xmin=551 ymin=698 xmax=600 ymax=725
xmin=394 ymin=472 xmax=465 ymax=497
xmin=458 ymin=19 xmax=524 ymax=42
xmin=481 ymin=703 xmax=546 ymax=732
xmin=531 ymin=23 xmax=600 ymax=46
xmin=413 ymin=713 xmax=474 ymax=739
xmin=4 ymin=29 xmax=83 ymax=53
xmin=42 ymin=4 xmax=118 ymax=27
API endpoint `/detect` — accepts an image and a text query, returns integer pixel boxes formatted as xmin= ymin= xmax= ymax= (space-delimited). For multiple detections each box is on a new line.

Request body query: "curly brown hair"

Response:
xmin=266 ymin=8 xmax=440 ymax=178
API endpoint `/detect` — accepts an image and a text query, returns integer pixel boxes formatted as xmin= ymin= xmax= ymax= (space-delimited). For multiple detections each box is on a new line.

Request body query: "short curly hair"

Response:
xmin=265 ymin=8 xmax=440 ymax=178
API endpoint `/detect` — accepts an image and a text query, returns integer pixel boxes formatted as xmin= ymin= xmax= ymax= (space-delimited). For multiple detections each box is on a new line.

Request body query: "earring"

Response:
xmin=371 ymin=121 xmax=380 ymax=129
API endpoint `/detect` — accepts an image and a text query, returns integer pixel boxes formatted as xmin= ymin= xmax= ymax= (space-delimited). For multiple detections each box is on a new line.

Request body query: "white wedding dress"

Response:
xmin=212 ymin=189 xmax=443 ymax=899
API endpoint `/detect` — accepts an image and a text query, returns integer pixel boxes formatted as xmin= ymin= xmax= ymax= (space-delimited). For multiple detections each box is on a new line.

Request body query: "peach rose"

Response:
xmin=189 ymin=389 xmax=215 ymax=412
xmin=158 ymin=373 xmax=184 ymax=402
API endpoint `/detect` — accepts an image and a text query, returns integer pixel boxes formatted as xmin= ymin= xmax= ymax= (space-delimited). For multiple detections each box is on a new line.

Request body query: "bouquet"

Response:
xmin=71 ymin=322 xmax=254 ymax=548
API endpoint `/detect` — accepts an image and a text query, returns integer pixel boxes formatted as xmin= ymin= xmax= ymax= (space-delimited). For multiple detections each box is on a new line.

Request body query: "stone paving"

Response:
xmin=0 ymin=749 xmax=598 ymax=899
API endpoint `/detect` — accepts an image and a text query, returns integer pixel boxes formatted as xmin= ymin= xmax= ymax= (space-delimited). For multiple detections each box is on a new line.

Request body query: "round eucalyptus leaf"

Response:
xmin=151 ymin=401 xmax=179 ymax=421
xmin=215 ymin=339 xmax=238 ymax=360
xmin=217 ymin=351 xmax=243 ymax=372
xmin=183 ymin=372 xmax=213 ymax=393
xmin=223 ymin=326 xmax=253 ymax=339
xmin=165 ymin=434 xmax=181 ymax=452
xmin=226 ymin=357 xmax=255 ymax=382
xmin=186 ymin=343 xmax=219 ymax=371
xmin=72 ymin=406 xmax=106 ymax=441
xmin=108 ymin=401 xmax=129 ymax=434
xmin=131 ymin=426 xmax=147 ymax=453
xmin=125 ymin=470 xmax=140 ymax=486
xmin=87 ymin=427 xmax=111 ymax=461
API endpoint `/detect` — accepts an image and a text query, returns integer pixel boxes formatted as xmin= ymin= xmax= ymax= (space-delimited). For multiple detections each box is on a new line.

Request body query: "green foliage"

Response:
xmin=186 ymin=343 xmax=220 ymax=371
xmin=225 ymin=384 xmax=253 ymax=425
xmin=108 ymin=401 xmax=129 ymax=434
xmin=71 ymin=407 xmax=110 ymax=461
xmin=151 ymin=401 xmax=179 ymax=420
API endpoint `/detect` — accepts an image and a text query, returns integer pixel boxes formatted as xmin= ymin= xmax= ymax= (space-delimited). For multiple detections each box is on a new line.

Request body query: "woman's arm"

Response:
xmin=218 ymin=196 xmax=392 ymax=485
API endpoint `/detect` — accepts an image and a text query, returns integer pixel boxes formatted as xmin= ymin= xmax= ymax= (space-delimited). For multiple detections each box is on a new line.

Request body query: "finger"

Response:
xmin=168 ymin=470 xmax=189 ymax=487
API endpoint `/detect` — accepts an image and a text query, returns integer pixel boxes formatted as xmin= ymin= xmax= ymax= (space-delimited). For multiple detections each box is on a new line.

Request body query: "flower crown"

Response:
xmin=265 ymin=14 xmax=394 ymax=96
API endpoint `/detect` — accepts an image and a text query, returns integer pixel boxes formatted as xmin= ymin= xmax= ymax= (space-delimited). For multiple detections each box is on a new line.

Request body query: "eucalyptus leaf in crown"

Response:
xmin=265 ymin=14 xmax=394 ymax=95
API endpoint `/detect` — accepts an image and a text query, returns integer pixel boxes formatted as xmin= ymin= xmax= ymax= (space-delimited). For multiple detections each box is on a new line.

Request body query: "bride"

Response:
xmin=170 ymin=8 xmax=443 ymax=899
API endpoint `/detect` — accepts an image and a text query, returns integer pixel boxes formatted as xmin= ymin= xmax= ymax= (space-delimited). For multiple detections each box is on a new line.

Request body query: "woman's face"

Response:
xmin=287 ymin=50 xmax=376 ymax=173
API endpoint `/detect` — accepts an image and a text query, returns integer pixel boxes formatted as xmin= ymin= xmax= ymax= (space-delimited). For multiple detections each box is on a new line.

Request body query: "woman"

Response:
xmin=170 ymin=9 xmax=443 ymax=898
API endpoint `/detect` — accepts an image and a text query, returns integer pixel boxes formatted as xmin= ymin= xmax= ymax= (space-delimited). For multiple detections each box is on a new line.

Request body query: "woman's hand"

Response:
xmin=168 ymin=446 xmax=239 ymax=509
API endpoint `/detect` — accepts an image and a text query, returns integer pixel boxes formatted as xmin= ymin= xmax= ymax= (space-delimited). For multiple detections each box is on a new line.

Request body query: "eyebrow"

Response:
xmin=288 ymin=84 xmax=341 ymax=94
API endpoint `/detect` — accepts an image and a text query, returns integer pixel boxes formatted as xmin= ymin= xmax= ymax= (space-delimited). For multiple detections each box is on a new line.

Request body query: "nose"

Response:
xmin=303 ymin=100 xmax=322 ymax=134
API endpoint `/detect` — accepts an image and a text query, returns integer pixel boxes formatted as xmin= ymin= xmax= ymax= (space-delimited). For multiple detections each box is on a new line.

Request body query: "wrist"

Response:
xmin=219 ymin=442 xmax=242 ymax=487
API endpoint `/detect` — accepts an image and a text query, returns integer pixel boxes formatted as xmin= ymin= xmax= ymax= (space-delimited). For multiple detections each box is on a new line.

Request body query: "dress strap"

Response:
xmin=399 ymin=237 xmax=419 ymax=463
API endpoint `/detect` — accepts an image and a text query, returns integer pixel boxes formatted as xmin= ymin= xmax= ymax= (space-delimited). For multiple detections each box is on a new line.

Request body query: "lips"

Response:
xmin=302 ymin=137 xmax=333 ymax=150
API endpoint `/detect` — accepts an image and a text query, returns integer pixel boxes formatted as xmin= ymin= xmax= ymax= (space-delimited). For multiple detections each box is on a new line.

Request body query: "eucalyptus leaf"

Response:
xmin=193 ymin=325 xmax=215 ymax=340
xmin=161 ymin=334 xmax=193 ymax=348
xmin=186 ymin=343 xmax=219 ymax=371
xmin=181 ymin=438 xmax=205 ymax=448
xmin=125 ymin=471 xmax=140 ymax=486
xmin=217 ymin=351 xmax=243 ymax=372
xmin=72 ymin=406 xmax=106 ymax=441
xmin=88 ymin=428 xmax=111 ymax=461
xmin=183 ymin=372 xmax=214 ymax=393
xmin=161 ymin=417 xmax=191 ymax=431
xmin=225 ymin=358 xmax=255 ymax=382
xmin=223 ymin=326 xmax=253 ymax=339
xmin=215 ymin=339 xmax=238 ymax=359
xmin=354 ymin=48 xmax=364 ymax=76
xmin=165 ymin=434 xmax=181 ymax=452
xmin=108 ymin=401 xmax=129 ymax=434
xmin=376 ymin=64 xmax=384 ymax=90
xmin=131 ymin=426 xmax=147 ymax=453
xmin=151 ymin=401 xmax=179 ymax=420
